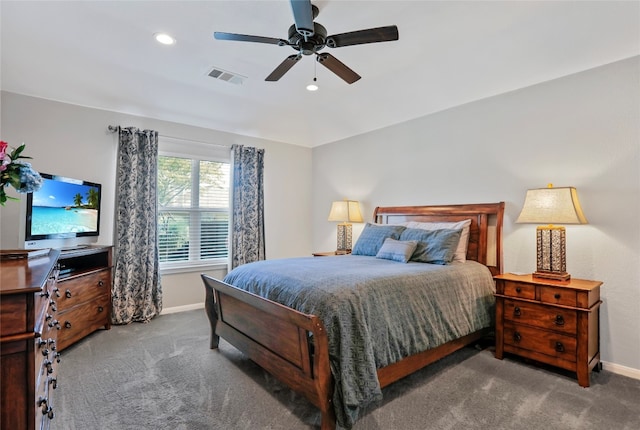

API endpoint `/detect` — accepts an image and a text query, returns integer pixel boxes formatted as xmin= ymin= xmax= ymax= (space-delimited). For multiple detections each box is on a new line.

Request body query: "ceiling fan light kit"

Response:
xmin=213 ymin=0 xmax=399 ymax=85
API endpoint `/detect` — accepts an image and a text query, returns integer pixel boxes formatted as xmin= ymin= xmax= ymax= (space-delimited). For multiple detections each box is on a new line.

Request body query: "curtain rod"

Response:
xmin=107 ymin=125 xmax=230 ymax=149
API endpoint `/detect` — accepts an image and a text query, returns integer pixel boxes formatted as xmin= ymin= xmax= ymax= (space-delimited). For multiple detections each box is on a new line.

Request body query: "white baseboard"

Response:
xmin=161 ymin=302 xmax=204 ymax=315
xmin=602 ymin=360 xmax=640 ymax=380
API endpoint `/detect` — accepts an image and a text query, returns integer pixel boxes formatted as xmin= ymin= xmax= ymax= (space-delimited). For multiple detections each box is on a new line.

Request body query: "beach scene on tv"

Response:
xmin=30 ymin=178 xmax=99 ymax=236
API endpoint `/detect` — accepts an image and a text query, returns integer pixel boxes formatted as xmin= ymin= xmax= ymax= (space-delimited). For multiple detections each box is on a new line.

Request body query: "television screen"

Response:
xmin=25 ymin=173 xmax=102 ymax=241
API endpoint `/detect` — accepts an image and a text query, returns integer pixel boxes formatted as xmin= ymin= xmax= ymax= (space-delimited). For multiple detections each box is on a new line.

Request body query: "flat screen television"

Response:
xmin=25 ymin=173 xmax=102 ymax=247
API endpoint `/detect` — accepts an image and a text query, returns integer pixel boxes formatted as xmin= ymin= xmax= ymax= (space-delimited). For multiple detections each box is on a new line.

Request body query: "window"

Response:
xmin=157 ymin=153 xmax=230 ymax=269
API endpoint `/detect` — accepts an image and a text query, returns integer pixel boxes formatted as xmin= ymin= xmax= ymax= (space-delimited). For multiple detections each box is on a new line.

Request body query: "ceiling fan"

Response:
xmin=213 ymin=0 xmax=399 ymax=84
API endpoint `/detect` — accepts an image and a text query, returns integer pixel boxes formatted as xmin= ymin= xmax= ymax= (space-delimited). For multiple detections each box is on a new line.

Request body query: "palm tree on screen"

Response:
xmin=87 ymin=188 xmax=99 ymax=209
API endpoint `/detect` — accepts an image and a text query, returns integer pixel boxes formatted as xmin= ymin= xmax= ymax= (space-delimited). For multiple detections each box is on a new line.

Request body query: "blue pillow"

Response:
xmin=376 ymin=238 xmax=418 ymax=263
xmin=399 ymin=228 xmax=462 ymax=264
xmin=352 ymin=223 xmax=406 ymax=256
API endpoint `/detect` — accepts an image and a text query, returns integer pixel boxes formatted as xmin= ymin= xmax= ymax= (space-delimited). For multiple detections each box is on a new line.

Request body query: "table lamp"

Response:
xmin=328 ymin=200 xmax=363 ymax=254
xmin=516 ymin=184 xmax=588 ymax=281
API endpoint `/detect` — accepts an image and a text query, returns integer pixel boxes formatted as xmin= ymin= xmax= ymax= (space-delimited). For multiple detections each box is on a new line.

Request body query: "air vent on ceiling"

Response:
xmin=207 ymin=67 xmax=245 ymax=85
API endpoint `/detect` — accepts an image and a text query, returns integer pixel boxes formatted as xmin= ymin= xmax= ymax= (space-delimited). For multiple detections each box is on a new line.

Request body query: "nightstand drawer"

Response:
xmin=502 ymin=281 xmax=536 ymax=299
xmin=504 ymin=323 xmax=577 ymax=362
xmin=540 ymin=286 xmax=577 ymax=307
xmin=504 ymin=299 xmax=577 ymax=334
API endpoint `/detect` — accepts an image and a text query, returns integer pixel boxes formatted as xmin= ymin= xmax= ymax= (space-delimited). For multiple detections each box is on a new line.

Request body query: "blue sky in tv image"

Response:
xmin=32 ymin=175 xmax=98 ymax=208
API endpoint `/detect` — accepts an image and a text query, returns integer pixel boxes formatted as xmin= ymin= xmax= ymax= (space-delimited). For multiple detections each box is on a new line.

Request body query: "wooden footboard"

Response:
xmin=201 ymin=274 xmax=336 ymax=430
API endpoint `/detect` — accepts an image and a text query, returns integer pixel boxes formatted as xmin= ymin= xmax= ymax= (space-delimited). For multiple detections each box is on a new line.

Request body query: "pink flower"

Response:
xmin=0 ymin=141 xmax=7 ymax=161
xmin=0 ymin=141 xmax=8 ymax=172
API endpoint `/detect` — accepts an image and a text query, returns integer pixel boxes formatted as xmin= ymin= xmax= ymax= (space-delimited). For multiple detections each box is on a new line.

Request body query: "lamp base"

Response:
xmin=535 ymin=225 xmax=570 ymax=281
xmin=533 ymin=270 xmax=571 ymax=281
xmin=336 ymin=223 xmax=353 ymax=254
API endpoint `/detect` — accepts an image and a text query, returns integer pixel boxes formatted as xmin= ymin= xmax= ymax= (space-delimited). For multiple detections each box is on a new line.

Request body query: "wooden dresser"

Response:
xmin=494 ymin=273 xmax=602 ymax=387
xmin=55 ymin=246 xmax=112 ymax=351
xmin=1 ymin=250 xmax=61 ymax=430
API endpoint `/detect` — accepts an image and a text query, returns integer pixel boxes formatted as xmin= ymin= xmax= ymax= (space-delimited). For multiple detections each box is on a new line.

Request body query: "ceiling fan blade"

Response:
xmin=214 ymin=32 xmax=286 ymax=46
xmin=316 ymin=53 xmax=361 ymax=84
xmin=289 ymin=0 xmax=315 ymax=37
xmin=326 ymin=25 xmax=399 ymax=48
xmin=265 ymin=55 xmax=302 ymax=81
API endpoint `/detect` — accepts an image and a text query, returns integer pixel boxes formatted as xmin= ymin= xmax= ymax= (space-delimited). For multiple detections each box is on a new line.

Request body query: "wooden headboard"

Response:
xmin=373 ymin=202 xmax=505 ymax=275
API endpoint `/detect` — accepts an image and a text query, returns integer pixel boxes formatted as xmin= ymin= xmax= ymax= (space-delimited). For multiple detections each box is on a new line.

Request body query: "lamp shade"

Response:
xmin=328 ymin=200 xmax=364 ymax=223
xmin=516 ymin=185 xmax=588 ymax=225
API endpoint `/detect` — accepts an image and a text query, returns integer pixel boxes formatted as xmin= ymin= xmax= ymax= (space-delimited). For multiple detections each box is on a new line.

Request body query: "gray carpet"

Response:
xmin=53 ymin=310 xmax=640 ymax=430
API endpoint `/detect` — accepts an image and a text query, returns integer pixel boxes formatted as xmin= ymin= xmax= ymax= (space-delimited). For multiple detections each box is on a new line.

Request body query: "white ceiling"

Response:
xmin=1 ymin=1 xmax=638 ymax=148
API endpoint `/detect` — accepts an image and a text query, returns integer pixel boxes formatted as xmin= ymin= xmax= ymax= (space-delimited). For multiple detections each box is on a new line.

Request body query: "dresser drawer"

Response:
xmin=1 ymin=295 xmax=28 ymax=335
xmin=539 ymin=286 xmax=577 ymax=307
xmin=35 ymin=338 xmax=58 ymax=430
xmin=57 ymin=269 xmax=111 ymax=309
xmin=57 ymin=294 xmax=110 ymax=349
xmin=35 ymin=373 xmax=56 ymax=430
xmin=504 ymin=323 xmax=577 ymax=362
xmin=503 ymin=299 xmax=577 ymax=334
xmin=502 ymin=281 xmax=536 ymax=300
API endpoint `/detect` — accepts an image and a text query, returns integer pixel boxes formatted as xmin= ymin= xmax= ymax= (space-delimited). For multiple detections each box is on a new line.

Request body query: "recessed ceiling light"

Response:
xmin=154 ymin=33 xmax=176 ymax=45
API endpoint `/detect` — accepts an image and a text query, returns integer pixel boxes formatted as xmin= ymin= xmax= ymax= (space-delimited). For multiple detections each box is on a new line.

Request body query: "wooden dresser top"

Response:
xmin=0 ymin=250 xmax=60 ymax=295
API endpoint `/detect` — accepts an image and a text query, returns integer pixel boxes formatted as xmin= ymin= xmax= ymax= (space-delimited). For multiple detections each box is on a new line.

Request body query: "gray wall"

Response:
xmin=0 ymin=92 xmax=312 ymax=310
xmin=311 ymin=57 xmax=640 ymax=373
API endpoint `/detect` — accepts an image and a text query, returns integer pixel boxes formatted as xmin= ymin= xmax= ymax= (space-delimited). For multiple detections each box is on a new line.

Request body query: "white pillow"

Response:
xmin=404 ymin=219 xmax=472 ymax=262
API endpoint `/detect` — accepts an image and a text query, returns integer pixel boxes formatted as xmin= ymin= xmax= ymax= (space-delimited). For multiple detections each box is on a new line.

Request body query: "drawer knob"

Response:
xmin=65 ymin=289 xmax=72 ymax=298
xmin=513 ymin=331 xmax=521 ymax=342
xmin=53 ymin=287 xmax=61 ymax=298
xmin=49 ymin=377 xmax=58 ymax=390
xmin=98 ymin=306 xmax=104 ymax=312
xmin=98 ymin=280 xmax=105 ymax=287
xmin=513 ymin=307 xmax=521 ymax=317
xmin=38 ymin=397 xmax=49 ymax=414
xmin=555 ymin=341 xmax=565 ymax=353
xmin=64 ymin=321 xmax=72 ymax=329
xmin=515 ymin=287 xmax=522 ymax=293
xmin=555 ymin=315 xmax=565 ymax=326
xmin=554 ymin=293 xmax=561 ymax=299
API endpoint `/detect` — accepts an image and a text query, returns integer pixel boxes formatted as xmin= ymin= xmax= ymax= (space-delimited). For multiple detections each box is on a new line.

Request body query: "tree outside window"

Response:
xmin=157 ymin=155 xmax=230 ymax=265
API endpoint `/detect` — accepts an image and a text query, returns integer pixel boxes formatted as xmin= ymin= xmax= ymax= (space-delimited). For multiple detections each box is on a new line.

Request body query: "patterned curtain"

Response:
xmin=230 ymin=144 xmax=265 ymax=269
xmin=112 ymin=127 xmax=162 ymax=324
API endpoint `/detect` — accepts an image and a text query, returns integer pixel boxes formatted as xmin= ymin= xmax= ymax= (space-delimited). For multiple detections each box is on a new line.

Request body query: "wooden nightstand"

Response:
xmin=494 ymin=273 xmax=602 ymax=387
xmin=312 ymin=251 xmax=350 ymax=257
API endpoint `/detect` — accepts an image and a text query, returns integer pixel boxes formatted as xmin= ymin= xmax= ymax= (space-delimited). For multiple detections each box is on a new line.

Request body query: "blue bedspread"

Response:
xmin=224 ymin=255 xmax=495 ymax=428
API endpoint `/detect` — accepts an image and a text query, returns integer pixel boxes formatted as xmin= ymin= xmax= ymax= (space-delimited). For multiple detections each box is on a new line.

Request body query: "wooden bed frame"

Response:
xmin=202 ymin=202 xmax=504 ymax=430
